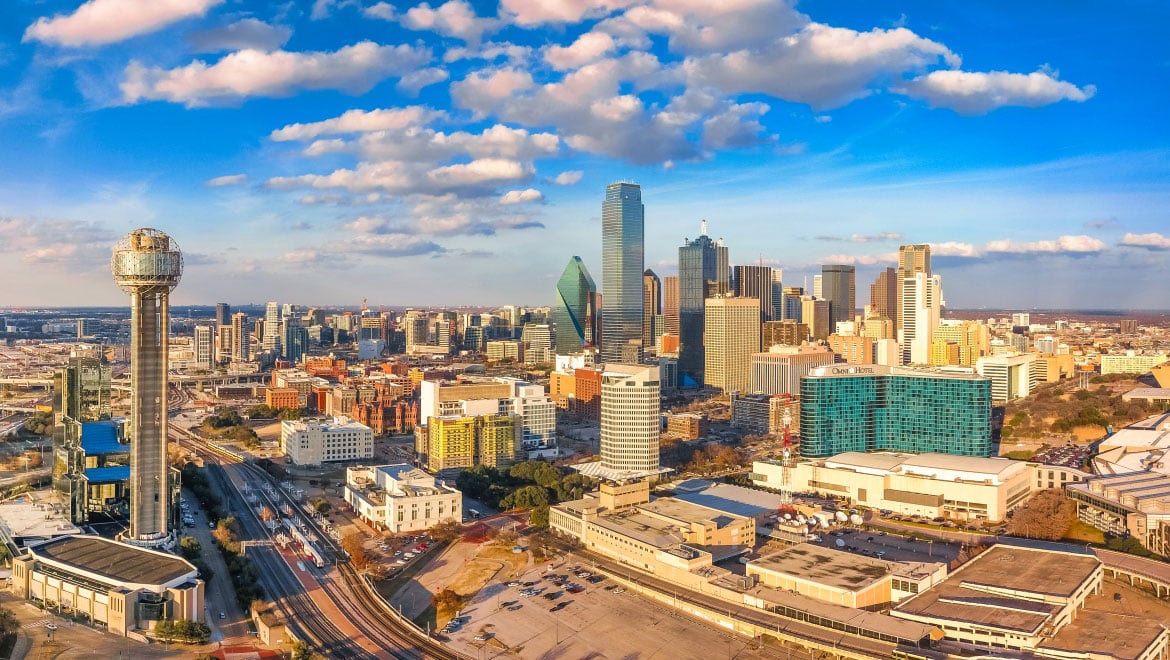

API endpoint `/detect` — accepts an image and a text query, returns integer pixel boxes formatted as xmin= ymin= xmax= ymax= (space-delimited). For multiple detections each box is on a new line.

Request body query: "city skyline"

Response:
xmin=1 ymin=1 xmax=1168 ymax=309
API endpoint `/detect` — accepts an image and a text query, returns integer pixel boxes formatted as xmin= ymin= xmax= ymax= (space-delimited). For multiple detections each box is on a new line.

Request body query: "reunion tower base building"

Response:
xmin=112 ymin=228 xmax=183 ymax=548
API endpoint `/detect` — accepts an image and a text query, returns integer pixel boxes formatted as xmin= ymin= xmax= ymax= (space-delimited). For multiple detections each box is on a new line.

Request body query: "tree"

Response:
xmin=529 ymin=505 xmax=550 ymax=528
xmin=213 ymin=517 xmax=240 ymax=551
xmin=429 ymin=519 xmax=464 ymax=543
xmin=1006 ymin=489 xmax=1076 ymax=541
xmin=340 ymin=532 xmax=369 ymax=570
xmin=309 ymin=498 xmax=331 ymax=516
xmin=0 ymin=606 xmax=18 ymax=640
xmin=432 ymin=588 xmax=463 ymax=613
xmin=291 ymin=640 xmax=312 ymax=660
xmin=260 ymin=507 xmax=276 ymax=524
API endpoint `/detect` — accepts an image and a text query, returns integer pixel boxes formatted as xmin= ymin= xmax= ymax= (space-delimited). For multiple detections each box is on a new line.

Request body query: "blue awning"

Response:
xmin=84 ymin=466 xmax=130 ymax=483
xmin=81 ymin=421 xmax=129 ymax=455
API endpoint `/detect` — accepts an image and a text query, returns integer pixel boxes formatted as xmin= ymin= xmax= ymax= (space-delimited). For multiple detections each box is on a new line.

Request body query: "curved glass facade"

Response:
xmin=554 ymin=256 xmax=597 ymax=355
xmin=799 ymin=367 xmax=992 ymax=458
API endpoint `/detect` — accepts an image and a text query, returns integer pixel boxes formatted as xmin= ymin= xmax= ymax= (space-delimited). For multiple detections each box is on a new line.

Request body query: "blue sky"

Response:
xmin=1 ymin=0 xmax=1168 ymax=309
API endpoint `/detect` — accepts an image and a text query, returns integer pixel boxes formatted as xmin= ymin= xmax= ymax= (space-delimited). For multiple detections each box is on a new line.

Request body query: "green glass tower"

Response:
xmin=799 ymin=365 xmax=991 ymax=458
xmin=554 ymin=256 xmax=598 ymax=355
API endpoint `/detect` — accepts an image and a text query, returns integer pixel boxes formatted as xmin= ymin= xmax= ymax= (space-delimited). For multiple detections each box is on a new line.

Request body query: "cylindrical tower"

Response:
xmin=112 ymin=228 xmax=183 ymax=546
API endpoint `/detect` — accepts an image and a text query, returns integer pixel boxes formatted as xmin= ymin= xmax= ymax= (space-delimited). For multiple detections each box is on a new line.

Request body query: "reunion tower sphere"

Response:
xmin=111 ymin=228 xmax=183 ymax=292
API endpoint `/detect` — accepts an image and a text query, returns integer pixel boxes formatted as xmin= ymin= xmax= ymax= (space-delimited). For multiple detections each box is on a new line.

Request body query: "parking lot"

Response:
xmin=441 ymin=562 xmax=775 ymax=659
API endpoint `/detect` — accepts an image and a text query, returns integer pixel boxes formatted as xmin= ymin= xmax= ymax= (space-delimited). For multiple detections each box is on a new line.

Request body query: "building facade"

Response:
xmin=897 ymin=245 xmax=942 ymax=366
xmin=703 ymin=297 xmax=761 ymax=393
xmin=678 ymin=222 xmax=729 ymax=386
xmin=749 ymin=345 xmax=836 ymax=396
xmin=600 ymin=364 xmax=662 ymax=475
xmin=600 ymin=182 xmax=644 ymax=363
xmin=820 ymin=264 xmax=856 ymax=332
xmin=799 ymin=365 xmax=992 ymax=457
xmin=554 ymin=256 xmax=599 ymax=354
xmin=344 ymin=464 xmax=462 ymax=534
xmin=280 ymin=416 xmax=374 ymax=465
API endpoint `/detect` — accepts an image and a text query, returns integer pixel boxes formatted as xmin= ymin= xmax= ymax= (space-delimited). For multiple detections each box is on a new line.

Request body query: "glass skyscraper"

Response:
xmin=678 ymin=221 xmax=728 ymax=386
xmin=555 ymin=256 xmax=598 ymax=355
xmin=800 ymin=365 xmax=991 ymax=458
xmin=600 ymin=183 xmax=644 ymax=363
xmin=821 ymin=264 xmax=856 ymax=332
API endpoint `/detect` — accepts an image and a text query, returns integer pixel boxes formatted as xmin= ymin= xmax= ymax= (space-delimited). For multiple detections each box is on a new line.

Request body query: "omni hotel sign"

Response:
xmin=809 ymin=365 xmax=895 ymax=378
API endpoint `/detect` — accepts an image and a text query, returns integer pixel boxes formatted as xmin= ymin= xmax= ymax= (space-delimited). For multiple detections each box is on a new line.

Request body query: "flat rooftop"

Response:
xmin=592 ymin=510 xmax=685 ymax=549
xmin=955 ymin=544 xmax=1100 ymax=598
xmin=639 ymin=497 xmax=744 ymax=528
xmin=30 ymin=535 xmax=196 ymax=586
xmin=893 ymin=544 xmax=1102 ymax=635
xmin=749 ymin=546 xmax=892 ymax=592
xmin=671 ymin=482 xmax=787 ymax=519
xmin=0 ymin=499 xmax=80 ymax=540
xmin=1040 ymin=605 xmax=1168 ymax=660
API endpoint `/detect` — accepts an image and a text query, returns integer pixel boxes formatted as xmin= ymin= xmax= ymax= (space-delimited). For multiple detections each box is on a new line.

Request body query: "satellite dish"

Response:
xmin=835 ymin=539 xmax=846 ymax=548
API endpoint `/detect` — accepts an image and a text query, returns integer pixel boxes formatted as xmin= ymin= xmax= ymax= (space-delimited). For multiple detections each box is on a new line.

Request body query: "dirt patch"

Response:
xmin=447 ymin=557 xmax=507 ymax=596
xmin=1071 ymin=425 xmax=1106 ymax=442
xmin=477 ymin=544 xmax=531 ymax=577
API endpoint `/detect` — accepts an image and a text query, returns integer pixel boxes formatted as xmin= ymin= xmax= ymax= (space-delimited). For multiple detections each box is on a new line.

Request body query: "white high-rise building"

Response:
xmin=976 ymin=353 xmax=1040 ymax=403
xmin=194 ymin=325 xmax=214 ymax=370
xmin=897 ymin=245 xmax=943 ymax=365
xmin=599 ymin=364 xmax=661 ymax=475
xmin=263 ymin=301 xmax=281 ymax=354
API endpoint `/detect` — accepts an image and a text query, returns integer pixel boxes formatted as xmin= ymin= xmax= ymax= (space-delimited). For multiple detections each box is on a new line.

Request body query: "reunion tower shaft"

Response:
xmin=112 ymin=229 xmax=183 ymax=544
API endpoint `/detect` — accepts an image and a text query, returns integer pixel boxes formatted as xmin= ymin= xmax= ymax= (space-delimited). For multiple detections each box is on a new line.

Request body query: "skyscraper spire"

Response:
xmin=700 ymin=218 xmax=708 ymax=236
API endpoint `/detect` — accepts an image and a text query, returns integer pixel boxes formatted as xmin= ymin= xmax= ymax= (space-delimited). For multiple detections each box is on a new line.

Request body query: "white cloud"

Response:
xmin=121 ymin=41 xmax=430 ymax=107
xmin=984 ymin=234 xmax=1105 ymax=254
xmin=1119 ymin=232 xmax=1170 ymax=250
xmin=500 ymin=188 xmax=543 ymax=204
xmin=271 ymin=106 xmax=442 ymax=141
xmin=554 ymin=170 xmax=584 ymax=185
xmin=545 ymin=31 xmax=615 ymax=70
xmin=363 ymin=2 xmax=395 ymax=20
xmin=449 ymin=67 xmax=535 ymax=113
xmin=499 ymin=0 xmax=635 ymax=25
xmin=443 ymin=41 xmax=532 ymax=65
xmin=819 ymin=252 xmax=898 ymax=266
xmin=619 ymin=0 xmax=807 ymax=55
xmin=397 ymin=68 xmax=450 ymax=95
xmin=187 ymin=18 xmax=292 ymax=53
xmin=898 ymin=69 xmax=1096 ymax=114
xmin=684 ymin=23 xmax=959 ymax=109
xmin=427 ymin=158 xmax=532 ymax=186
xmin=0 ymin=216 xmax=115 ymax=270
xmin=399 ymin=1 xmax=498 ymax=44
xmin=205 ymin=173 xmax=248 ymax=186
xmin=24 ymin=0 xmax=223 ymax=47
xmin=816 ymin=231 xmax=904 ymax=243
xmin=929 ymin=241 xmax=981 ymax=257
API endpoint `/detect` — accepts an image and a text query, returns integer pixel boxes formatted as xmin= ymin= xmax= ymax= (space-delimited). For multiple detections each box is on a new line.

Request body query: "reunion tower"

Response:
xmin=112 ymin=228 xmax=183 ymax=546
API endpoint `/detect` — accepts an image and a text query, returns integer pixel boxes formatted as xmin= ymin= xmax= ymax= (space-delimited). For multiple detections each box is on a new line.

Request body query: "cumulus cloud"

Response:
xmin=398 ymin=1 xmax=499 ymax=44
xmin=984 ymin=234 xmax=1105 ymax=255
xmin=898 ymin=69 xmax=1096 ymax=114
xmin=204 ymin=173 xmax=248 ymax=186
xmin=121 ymin=41 xmax=431 ymax=106
xmin=271 ymin=106 xmax=442 ymax=141
xmin=428 ymin=158 xmax=533 ymax=186
xmin=816 ymin=232 xmax=904 ymax=243
xmin=684 ymin=23 xmax=959 ymax=110
xmin=499 ymin=0 xmax=635 ymax=25
xmin=615 ymin=0 xmax=807 ymax=54
xmin=500 ymin=188 xmax=543 ymax=204
xmin=819 ymin=252 xmax=898 ymax=266
xmin=1119 ymin=232 xmax=1170 ymax=250
xmin=929 ymin=241 xmax=982 ymax=258
xmin=24 ymin=0 xmax=223 ymax=47
xmin=397 ymin=67 xmax=450 ymax=95
xmin=545 ymin=31 xmax=616 ymax=70
xmin=187 ymin=18 xmax=292 ymax=53
xmin=0 ymin=216 xmax=115 ymax=269
xmin=554 ymin=170 xmax=584 ymax=185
